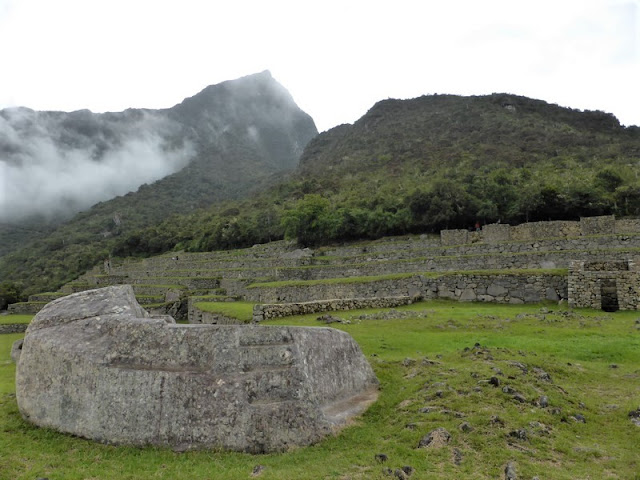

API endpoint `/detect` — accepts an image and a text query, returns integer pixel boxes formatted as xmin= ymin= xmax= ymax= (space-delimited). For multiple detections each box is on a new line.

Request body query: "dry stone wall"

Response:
xmin=232 ymin=249 xmax=637 ymax=283
xmin=568 ymin=260 xmax=640 ymax=310
xmin=8 ymin=302 xmax=46 ymax=314
xmin=441 ymin=215 xmax=639 ymax=246
xmin=511 ymin=221 xmax=581 ymax=241
xmin=481 ymin=224 xmax=512 ymax=244
xmin=242 ymin=273 xmax=567 ymax=305
xmin=440 ymin=229 xmax=470 ymax=246
xmin=580 ymin=215 xmax=616 ymax=235
xmin=616 ymin=218 xmax=640 ymax=234
xmin=0 ymin=323 xmax=28 ymax=334
xmin=253 ymin=296 xmax=416 ymax=322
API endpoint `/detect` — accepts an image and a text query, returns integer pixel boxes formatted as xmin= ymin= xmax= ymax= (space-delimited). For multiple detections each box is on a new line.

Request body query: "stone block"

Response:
xmin=16 ymin=286 xmax=378 ymax=453
xmin=545 ymin=287 xmax=560 ymax=301
xmin=459 ymin=288 xmax=477 ymax=301
xmin=487 ymin=284 xmax=508 ymax=296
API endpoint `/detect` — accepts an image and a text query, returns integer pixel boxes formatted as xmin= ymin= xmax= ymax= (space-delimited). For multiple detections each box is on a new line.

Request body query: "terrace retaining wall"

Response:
xmin=242 ymin=273 xmax=567 ymax=305
xmin=253 ymin=296 xmax=416 ymax=322
xmin=441 ymin=215 xmax=639 ymax=246
xmin=0 ymin=324 xmax=28 ymax=334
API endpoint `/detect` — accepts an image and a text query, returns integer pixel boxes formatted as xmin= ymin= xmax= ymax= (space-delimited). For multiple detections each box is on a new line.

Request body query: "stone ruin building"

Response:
xmin=568 ymin=260 xmax=640 ymax=312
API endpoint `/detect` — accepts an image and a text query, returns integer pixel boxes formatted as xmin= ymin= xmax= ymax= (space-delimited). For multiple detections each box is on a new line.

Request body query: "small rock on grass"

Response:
xmin=375 ymin=453 xmax=389 ymax=463
xmin=513 ymin=393 xmax=527 ymax=403
xmin=402 ymin=357 xmax=416 ymax=367
xmin=251 ymin=465 xmax=265 ymax=477
xmin=459 ymin=421 xmax=473 ymax=432
xmin=393 ymin=468 xmax=408 ymax=480
xmin=571 ymin=413 xmax=586 ymax=423
xmin=418 ymin=427 xmax=451 ymax=448
xmin=401 ymin=466 xmax=414 ymax=476
xmin=490 ymin=415 xmax=505 ymax=426
xmin=508 ymin=429 xmax=527 ymax=441
xmin=533 ymin=367 xmax=552 ymax=382
xmin=452 ymin=447 xmax=464 ymax=466
xmin=316 ymin=314 xmax=347 ymax=324
xmin=504 ymin=461 xmax=518 ymax=480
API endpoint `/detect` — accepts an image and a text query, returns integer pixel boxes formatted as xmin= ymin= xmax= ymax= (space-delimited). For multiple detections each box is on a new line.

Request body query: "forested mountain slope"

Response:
xmin=4 ymin=92 xmax=640 ymax=297
xmin=0 ymin=72 xmax=317 ymax=295
xmin=124 ymin=92 xmax=640 ymax=253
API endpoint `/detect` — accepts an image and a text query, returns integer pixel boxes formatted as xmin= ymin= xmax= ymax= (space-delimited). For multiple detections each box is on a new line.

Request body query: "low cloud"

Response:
xmin=0 ymin=108 xmax=194 ymax=222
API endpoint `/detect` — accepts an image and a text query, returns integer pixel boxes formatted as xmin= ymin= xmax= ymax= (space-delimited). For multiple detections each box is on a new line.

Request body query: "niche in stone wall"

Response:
xmin=600 ymin=279 xmax=619 ymax=312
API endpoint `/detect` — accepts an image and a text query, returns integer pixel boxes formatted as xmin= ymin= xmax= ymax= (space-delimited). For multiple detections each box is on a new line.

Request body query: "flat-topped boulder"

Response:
xmin=15 ymin=286 xmax=378 ymax=453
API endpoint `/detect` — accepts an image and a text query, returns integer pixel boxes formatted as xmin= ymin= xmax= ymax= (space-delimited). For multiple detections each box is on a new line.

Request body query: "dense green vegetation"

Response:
xmin=2 ymin=93 xmax=640 ymax=297
xmin=2 ymin=301 xmax=639 ymax=479
xmin=123 ymin=94 xmax=640 ymax=253
xmin=0 ymin=282 xmax=23 ymax=310
xmin=0 ymin=72 xmax=316 ymax=298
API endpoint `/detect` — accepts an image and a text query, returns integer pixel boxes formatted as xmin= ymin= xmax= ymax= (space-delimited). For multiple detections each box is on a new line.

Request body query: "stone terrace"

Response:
xmin=9 ymin=215 xmax=640 ymax=319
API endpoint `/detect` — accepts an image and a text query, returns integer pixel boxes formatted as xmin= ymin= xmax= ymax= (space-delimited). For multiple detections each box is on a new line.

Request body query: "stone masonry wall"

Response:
xmin=440 ymin=229 xmax=470 ymax=246
xmin=0 ymin=324 xmax=28 ymax=334
xmin=440 ymin=215 xmax=639 ymax=247
xmin=568 ymin=260 xmax=640 ymax=310
xmin=511 ymin=221 xmax=581 ymax=241
xmin=7 ymin=303 xmax=46 ymax=314
xmin=580 ymin=215 xmax=616 ymax=236
xmin=253 ymin=296 xmax=416 ymax=322
xmin=218 ymin=249 xmax=635 ymax=283
xmin=480 ymin=224 xmax=511 ymax=244
xmin=616 ymin=219 xmax=640 ymax=234
xmin=242 ymin=274 xmax=567 ymax=305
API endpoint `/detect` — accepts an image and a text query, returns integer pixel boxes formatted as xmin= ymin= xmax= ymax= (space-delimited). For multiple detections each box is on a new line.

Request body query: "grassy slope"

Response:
xmin=0 ymin=315 xmax=33 ymax=325
xmin=1 ymin=301 xmax=639 ymax=479
xmin=194 ymin=301 xmax=255 ymax=323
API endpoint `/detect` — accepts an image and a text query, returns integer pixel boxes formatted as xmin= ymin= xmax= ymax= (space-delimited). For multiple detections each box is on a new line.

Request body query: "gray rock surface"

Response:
xmin=11 ymin=338 xmax=23 ymax=363
xmin=16 ymin=285 xmax=378 ymax=453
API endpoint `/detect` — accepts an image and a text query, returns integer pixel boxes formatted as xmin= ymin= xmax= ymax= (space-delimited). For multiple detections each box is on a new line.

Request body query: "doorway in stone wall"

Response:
xmin=600 ymin=279 xmax=619 ymax=312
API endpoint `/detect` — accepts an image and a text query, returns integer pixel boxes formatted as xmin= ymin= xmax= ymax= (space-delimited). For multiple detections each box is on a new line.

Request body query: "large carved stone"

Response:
xmin=15 ymin=285 xmax=378 ymax=453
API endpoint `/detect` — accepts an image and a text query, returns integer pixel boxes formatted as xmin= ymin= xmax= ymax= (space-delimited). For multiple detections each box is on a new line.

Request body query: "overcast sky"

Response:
xmin=0 ymin=0 xmax=638 ymax=132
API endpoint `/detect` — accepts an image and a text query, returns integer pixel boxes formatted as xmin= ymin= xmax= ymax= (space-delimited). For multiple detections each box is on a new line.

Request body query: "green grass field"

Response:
xmin=1 ymin=302 xmax=639 ymax=479
xmin=194 ymin=301 xmax=255 ymax=323
xmin=0 ymin=315 xmax=33 ymax=325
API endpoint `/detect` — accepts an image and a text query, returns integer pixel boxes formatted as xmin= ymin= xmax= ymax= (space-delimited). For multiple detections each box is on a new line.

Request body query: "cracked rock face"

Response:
xmin=15 ymin=285 xmax=378 ymax=453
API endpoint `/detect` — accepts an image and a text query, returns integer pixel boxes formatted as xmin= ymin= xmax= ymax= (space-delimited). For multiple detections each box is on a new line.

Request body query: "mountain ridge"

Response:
xmin=3 ymin=90 xmax=640 ymax=297
xmin=0 ymin=71 xmax=317 ymax=257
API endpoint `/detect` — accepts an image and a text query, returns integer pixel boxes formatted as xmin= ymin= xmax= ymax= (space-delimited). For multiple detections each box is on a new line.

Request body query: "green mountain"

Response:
xmin=0 ymin=72 xmax=317 ymax=295
xmin=3 ymin=92 xmax=640 ymax=298
xmin=123 ymin=92 xmax=640 ymax=253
